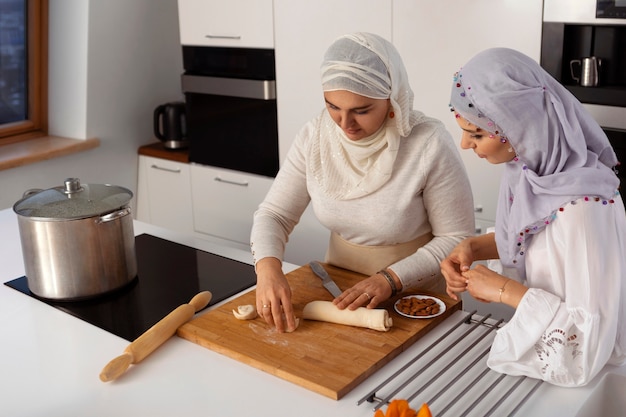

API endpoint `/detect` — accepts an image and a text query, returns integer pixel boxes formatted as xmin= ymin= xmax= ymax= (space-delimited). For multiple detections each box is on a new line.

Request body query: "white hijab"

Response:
xmin=450 ymin=48 xmax=619 ymax=273
xmin=312 ymin=32 xmax=425 ymax=200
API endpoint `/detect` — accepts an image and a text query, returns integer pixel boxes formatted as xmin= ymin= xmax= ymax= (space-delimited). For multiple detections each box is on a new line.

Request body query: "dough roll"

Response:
xmin=302 ymin=300 xmax=393 ymax=332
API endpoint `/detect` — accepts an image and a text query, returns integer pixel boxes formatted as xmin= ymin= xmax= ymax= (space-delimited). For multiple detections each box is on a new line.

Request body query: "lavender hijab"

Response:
xmin=450 ymin=48 xmax=619 ymax=273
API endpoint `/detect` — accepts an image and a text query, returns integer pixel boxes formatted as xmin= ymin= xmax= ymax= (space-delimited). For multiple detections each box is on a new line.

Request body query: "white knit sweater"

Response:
xmin=251 ymin=112 xmax=476 ymax=290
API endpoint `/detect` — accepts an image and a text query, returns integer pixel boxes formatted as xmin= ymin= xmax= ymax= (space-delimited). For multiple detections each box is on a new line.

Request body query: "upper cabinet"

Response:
xmin=178 ymin=0 xmax=274 ymax=48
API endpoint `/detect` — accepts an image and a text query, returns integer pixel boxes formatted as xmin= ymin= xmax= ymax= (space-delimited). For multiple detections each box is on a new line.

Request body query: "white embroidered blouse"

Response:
xmin=488 ymin=194 xmax=626 ymax=386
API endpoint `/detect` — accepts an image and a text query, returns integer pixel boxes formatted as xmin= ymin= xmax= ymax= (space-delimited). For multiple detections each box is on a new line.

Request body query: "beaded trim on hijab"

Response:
xmin=512 ymin=191 xmax=621 ymax=263
xmin=449 ymin=71 xmax=509 ymax=144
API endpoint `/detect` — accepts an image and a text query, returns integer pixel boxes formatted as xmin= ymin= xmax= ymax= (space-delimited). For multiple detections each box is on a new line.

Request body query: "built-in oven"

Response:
xmin=181 ymin=46 xmax=279 ymax=178
xmin=542 ymin=0 xmax=626 ymax=206
xmin=597 ymin=0 xmax=626 ymax=18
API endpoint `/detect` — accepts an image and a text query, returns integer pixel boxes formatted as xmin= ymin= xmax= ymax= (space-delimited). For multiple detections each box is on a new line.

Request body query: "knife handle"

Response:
xmin=99 ymin=291 xmax=212 ymax=382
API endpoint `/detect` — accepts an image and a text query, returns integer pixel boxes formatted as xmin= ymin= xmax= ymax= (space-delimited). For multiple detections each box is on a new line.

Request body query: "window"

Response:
xmin=0 ymin=0 xmax=47 ymax=144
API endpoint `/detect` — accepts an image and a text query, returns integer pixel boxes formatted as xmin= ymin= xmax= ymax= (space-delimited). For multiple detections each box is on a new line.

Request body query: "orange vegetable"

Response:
xmin=397 ymin=399 xmax=416 ymax=417
xmin=399 ymin=409 xmax=417 ymax=417
xmin=386 ymin=400 xmax=400 ymax=417
xmin=375 ymin=399 xmax=422 ymax=417
xmin=416 ymin=403 xmax=432 ymax=417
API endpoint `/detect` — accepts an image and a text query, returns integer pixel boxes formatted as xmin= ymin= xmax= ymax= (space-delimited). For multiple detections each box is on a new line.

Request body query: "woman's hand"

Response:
xmin=463 ymin=264 xmax=526 ymax=308
xmin=440 ymin=238 xmax=475 ymax=300
xmin=462 ymin=264 xmax=507 ymax=304
xmin=254 ymin=257 xmax=297 ymax=333
xmin=333 ymin=272 xmax=394 ymax=310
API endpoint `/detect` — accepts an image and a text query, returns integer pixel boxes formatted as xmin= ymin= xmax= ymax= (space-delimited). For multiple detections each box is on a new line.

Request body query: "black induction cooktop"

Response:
xmin=4 ymin=233 xmax=257 ymax=341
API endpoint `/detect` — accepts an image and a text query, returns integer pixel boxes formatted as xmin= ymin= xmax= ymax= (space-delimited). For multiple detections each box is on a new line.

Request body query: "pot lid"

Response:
xmin=13 ymin=178 xmax=133 ymax=220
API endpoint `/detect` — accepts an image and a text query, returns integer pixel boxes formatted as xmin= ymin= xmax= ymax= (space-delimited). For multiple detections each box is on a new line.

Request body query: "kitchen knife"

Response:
xmin=309 ymin=261 xmax=343 ymax=298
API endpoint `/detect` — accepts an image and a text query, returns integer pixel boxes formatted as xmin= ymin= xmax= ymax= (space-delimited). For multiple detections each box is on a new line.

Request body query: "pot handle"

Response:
xmin=22 ymin=188 xmax=43 ymax=198
xmin=98 ymin=207 xmax=131 ymax=224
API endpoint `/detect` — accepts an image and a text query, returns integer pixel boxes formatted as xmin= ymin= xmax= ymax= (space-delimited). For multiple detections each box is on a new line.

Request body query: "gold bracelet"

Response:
xmin=378 ymin=269 xmax=398 ymax=297
xmin=499 ymin=279 xmax=511 ymax=303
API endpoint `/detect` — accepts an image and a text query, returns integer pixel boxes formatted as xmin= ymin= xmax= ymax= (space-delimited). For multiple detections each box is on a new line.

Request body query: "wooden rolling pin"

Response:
xmin=99 ymin=290 xmax=212 ymax=382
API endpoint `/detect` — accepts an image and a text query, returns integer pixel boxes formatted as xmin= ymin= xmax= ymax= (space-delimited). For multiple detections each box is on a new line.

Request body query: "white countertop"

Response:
xmin=0 ymin=207 xmax=623 ymax=417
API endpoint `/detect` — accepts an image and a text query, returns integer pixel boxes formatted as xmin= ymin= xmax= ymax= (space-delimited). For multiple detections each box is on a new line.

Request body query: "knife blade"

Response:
xmin=309 ymin=261 xmax=343 ymax=298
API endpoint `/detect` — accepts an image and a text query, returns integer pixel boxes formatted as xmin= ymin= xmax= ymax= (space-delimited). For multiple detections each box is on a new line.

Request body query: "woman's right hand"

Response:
xmin=254 ymin=257 xmax=297 ymax=333
xmin=440 ymin=238 xmax=475 ymax=301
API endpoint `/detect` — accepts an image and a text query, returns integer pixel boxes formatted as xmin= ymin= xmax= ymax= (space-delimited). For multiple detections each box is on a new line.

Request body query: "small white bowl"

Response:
xmin=394 ymin=295 xmax=446 ymax=319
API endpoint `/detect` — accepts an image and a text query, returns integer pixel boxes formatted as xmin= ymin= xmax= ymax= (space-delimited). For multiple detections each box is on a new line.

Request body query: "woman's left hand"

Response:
xmin=332 ymin=273 xmax=392 ymax=310
xmin=462 ymin=264 xmax=506 ymax=303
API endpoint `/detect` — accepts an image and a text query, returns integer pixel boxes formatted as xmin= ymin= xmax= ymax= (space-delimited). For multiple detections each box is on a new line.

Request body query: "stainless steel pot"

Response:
xmin=13 ymin=178 xmax=137 ymax=300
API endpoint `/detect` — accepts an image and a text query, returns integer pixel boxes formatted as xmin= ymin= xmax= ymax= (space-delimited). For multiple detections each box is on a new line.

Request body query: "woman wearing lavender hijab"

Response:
xmin=442 ymin=47 xmax=626 ymax=386
xmin=250 ymin=33 xmax=475 ymax=332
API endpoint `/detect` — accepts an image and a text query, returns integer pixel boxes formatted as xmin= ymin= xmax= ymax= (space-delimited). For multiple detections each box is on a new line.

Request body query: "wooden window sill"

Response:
xmin=0 ymin=136 xmax=100 ymax=171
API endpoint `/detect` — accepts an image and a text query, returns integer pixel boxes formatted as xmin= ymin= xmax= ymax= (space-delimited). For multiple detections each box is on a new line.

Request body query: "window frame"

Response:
xmin=0 ymin=0 xmax=48 ymax=145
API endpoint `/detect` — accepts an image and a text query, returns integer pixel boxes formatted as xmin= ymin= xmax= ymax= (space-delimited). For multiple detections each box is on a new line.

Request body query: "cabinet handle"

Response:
xmin=150 ymin=164 xmax=181 ymax=174
xmin=214 ymin=176 xmax=249 ymax=187
xmin=205 ymin=34 xmax=242 ymax=40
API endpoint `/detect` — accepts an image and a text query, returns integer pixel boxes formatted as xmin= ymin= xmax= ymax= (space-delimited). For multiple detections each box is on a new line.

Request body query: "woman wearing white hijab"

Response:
xmin=443 ymin=47 xmax=626 ymax=386
xmin=251 ymin=33 xmax=475 ymax=332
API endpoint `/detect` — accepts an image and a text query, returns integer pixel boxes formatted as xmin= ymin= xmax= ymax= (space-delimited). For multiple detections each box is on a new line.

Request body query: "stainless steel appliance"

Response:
xmin=13 ymin=178 xmax=136 ymax=300
xmin=542 ymin=0 xmax=626 ymax=106
xmin=597 ymin=0 xmax=626 ymax=18
xmin=542 ymin=1 xmax=626 ymax=206
xmin=181 ymin=46 xmax=279 ymax=178
xmin=153 ymin=101 xmax=188 ymax=149
xmin=570 ymin=56 xmax=602 ymax=86
xmin=541 ymin=23 xmax=626 ymax=106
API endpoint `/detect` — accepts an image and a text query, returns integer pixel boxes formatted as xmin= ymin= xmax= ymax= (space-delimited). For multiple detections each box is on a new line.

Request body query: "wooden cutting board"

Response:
xmin=177 ymin=262 xmax=461 ymax=400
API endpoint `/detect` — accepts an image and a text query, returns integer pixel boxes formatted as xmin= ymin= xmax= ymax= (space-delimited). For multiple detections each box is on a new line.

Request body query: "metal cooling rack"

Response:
xmin=357 ymin=311 xmax=544 ymax=416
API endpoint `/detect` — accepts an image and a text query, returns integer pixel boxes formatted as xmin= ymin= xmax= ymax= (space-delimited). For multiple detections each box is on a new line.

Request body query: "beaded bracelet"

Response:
xmin=378 ymin=269 xmax=398 ymax=297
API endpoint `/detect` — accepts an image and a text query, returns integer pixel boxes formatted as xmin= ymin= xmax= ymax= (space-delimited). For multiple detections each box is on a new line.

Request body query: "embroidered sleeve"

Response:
xmin=487 ymin=197 xmax=625 ymax=386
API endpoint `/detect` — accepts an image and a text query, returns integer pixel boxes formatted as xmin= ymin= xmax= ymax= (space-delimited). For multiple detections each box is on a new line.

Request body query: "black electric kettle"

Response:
xmin=153 ymin=102 xmax=188 ymax=149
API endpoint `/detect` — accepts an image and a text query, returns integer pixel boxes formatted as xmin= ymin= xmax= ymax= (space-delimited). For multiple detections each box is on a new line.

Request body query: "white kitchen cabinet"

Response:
xmin=177 ymin=0 xmax=274 ymax=48
xmin=393 ymin=0 xmax=544 ymax=225
xmin=190 ymin=164 xmax=328 ymax=265
xmin=138 ymin=156 xmax=328 ymax=266
xmin=136 ymin=155 xmax=194 ymax=233
xmin=273 ymin=0 xmax=391 ymax=163
xmin=190 ymin=164 xmax=272 ymax=244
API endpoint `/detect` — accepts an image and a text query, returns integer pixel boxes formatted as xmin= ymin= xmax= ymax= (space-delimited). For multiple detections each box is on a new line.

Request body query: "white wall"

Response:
xmin=393 ymin=0 xmax=544 ymax=229
xmin=0 ymin=0 xmax=183 ymax=210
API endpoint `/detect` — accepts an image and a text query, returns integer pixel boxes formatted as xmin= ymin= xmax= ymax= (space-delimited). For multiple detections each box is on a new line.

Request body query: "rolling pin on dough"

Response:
xmin=302 ymin=300 xmax=393 ymax=331
xmin=99 ymin=291 xmax=212 ymax=382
